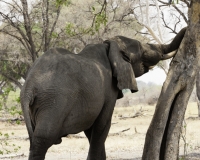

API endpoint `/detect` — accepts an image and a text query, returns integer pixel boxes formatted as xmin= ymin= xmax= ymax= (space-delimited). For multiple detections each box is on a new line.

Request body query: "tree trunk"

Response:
xmin=198 ymin=100 xmax=200 ymax=117
xmin=142 ymin=0 xmax=200 ymax=159
xmin=196 ymin=71 xmax=200 ymax=117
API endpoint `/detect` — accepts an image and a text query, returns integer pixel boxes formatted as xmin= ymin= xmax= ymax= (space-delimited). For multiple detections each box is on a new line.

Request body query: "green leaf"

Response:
xmin=16 ymin=120 xmax=21 ymax=125
xmin=51 ymin=32 xmax=58 ymax=38
xmin=15 ymin=96 xmax=20 ymax=103
xmin=4 ymin=133 xmax=9 ymax=139
xmin=56 ymin=0 xmax=71 ymax=7
xmin=92 ymin=6 xmax=95 ymax=12
xmin=65 ymin=23 xmax=76 ymax=36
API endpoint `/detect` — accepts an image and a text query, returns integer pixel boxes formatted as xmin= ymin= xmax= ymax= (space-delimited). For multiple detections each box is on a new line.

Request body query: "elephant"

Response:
xmin=20 ymin=27 xmax=186 ymax=160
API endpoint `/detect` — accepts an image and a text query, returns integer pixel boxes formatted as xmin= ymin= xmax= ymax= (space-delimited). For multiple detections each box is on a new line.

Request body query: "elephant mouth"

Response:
xmin=143 ymin=64 xmax=149 ymax=73
xmin=133 ymin=63 xmax=149 ymax=77
xmin=143 ymin=57 xmax=158 ymax=70
xmin=143 ymin=61 xmax=153 ymax=71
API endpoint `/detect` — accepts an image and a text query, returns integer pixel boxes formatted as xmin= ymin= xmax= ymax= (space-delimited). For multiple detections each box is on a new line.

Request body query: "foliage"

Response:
xmin=0 ymin=132 xmax=21 ymax=155
xmin=63 ymin=2 xmax=107 ymax=36
xmin=56 ymin=0 xmax=71 ymax=7
xmin=0 ymin=0 xmax=145 ymax=92
xmin=91 ymin=1 xmax=108 ymax=32
xmin=59 ymin=0 xmax=145 ymax=53
xmin=0 ymin=87 xmax=22 ymax=154
xmin=0 ymin=0 xmax=69 ymax=89
xmin=0 ymin=87 xmax=22 ymax=122
xmin=170 ymin=0 xmax=179 ymax=4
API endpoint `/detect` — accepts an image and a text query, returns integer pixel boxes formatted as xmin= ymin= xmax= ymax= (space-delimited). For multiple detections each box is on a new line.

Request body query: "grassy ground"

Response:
xmin=0 ymin=103 xmax=200 ymax=160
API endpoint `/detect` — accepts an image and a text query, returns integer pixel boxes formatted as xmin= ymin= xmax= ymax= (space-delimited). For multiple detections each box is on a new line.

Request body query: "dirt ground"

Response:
xmin=0 ymin=102 xmax=200 ymax=160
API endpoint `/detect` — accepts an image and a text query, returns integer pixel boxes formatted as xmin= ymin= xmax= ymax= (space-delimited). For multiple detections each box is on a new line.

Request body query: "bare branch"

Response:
xmin=41 ymin=0 xmax=50 ymax=51
xmin=155 ymin=0 xmax=163 ymax=42
xmin=0 ymin=29 xmax=32 ymax=58
xmin=139 ymin=0 xmax=144 ymax=23
xmin=137 ymin=21 xmax=162 ymax=44
xmin=161 ymin=12 xmax=177 ymax=34
xmin=146 ymin=0 xmax=150 ymax=25
xmin=158 ymin=0 xmax=188 ymax=25
xmin=172 ymin=4 xmax=188 ymax=24
xmin=47 ymin=6 xmax=61 ymax=50
xmin=20 ymin=0 xmax=37 ymax=61
xmin=180 ymin=0 xmax=190 ymax=7
xmin=0 ymin=0 xmax=22 ymax=13
xmin=158 ymin=0 xmax=170 ymax=5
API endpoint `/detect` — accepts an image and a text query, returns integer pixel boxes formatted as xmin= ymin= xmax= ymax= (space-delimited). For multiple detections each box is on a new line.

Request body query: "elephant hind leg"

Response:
xmin=86 ymin=103 xmax=114 ymax=160
xmin=29 ymin=136 xmax=52 ymax=160
xmin=86 ymin=120 xmax=110 ymax=160
xmin=29 ymin=110 xmax=64 ymax=160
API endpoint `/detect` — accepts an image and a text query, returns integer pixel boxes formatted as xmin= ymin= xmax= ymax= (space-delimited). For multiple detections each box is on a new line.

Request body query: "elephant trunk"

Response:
xmin=161 ymin=27 xmax=186 ymax=54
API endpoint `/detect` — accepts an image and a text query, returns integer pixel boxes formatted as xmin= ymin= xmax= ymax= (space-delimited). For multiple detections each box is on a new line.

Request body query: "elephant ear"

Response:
xmin=104 ymin=39 xmax=138 ymax=93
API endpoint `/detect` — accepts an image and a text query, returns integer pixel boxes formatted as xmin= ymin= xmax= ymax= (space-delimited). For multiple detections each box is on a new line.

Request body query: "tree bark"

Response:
xmin=142 ymin=0 xmax=200 ymax=159
xmin=196 ymin=71 xmax=200 ymax=117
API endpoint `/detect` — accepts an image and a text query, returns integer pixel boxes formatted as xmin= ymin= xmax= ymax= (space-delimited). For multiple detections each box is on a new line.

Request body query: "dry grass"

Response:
xmin=0 ymin=103 xmax=199 ymax=160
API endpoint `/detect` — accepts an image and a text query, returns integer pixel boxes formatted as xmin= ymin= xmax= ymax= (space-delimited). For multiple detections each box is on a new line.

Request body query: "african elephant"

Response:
xmin=20 ymin=27 xmax=186 ymax=160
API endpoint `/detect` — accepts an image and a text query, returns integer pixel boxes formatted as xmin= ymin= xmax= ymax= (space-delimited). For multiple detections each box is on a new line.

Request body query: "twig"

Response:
xmin=66 ymin=135 xmax=85 ymax=139
xmin=119 ymin=111 xmax=144 ymax=120
xmin=0 ymin=153 xmax=25 ymax=159
xmin=111 ymin=122 xmax=118 ymax=125
xmin=121 ymin=128 xmax=130 ymax=132
xmin=109 ymin=128 xmax=130 ymax=136
xmin=0 ymin=117 xmax=24 ymax=122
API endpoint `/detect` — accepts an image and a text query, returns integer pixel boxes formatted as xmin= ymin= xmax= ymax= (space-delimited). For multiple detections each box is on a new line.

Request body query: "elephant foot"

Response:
xmin=29 ymin=151 xmax=45 ymax=160
xmin=29 ymin=136 xmax=52 ymax=160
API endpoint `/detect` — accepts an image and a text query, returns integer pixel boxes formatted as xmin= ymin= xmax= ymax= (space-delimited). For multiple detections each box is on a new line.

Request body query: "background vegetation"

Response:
xmin=1 ymin=0 xmax=199 ymax=158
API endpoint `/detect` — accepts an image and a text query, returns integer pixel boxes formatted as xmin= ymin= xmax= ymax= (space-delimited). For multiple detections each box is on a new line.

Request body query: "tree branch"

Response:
xmin=155 ymin=0 xmax=163 ymax=43
xmin=0 ymin=0 xmax=22 ymax=13
xmin=20 ymin=0 xmax=37 ymax=61
xmin=0 ymin=29 xmax=32 ymax=59
xmin=161 ymin=12 xmax=177 ymax=34
xmin=172 ymin=4 xmax=188 ymax=24
xmin=91 ymin=0 xmax=107 ymax=28
xmin=137 ymin=22 xmax=162 ymax=44
xmin=0 ymin=71 xmax=22 ymax=89
xmin=47 ymin=6 xmax=61 ymax=50
xmin=180 ymin=0 xmax=190 ymax=7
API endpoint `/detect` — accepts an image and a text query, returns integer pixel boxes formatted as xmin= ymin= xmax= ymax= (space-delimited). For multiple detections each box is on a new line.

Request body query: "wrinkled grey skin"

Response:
xmin=20 ymin=28 xmax=186 ymax=160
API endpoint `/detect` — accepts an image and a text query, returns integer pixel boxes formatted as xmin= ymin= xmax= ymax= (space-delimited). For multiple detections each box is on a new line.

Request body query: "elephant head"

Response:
xmin=104 ymin=27 xmax=186 ymax=93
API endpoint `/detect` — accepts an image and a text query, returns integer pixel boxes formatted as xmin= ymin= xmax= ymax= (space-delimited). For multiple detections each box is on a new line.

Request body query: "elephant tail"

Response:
xmin=20 ymin=89 xmax=34 ymax=140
